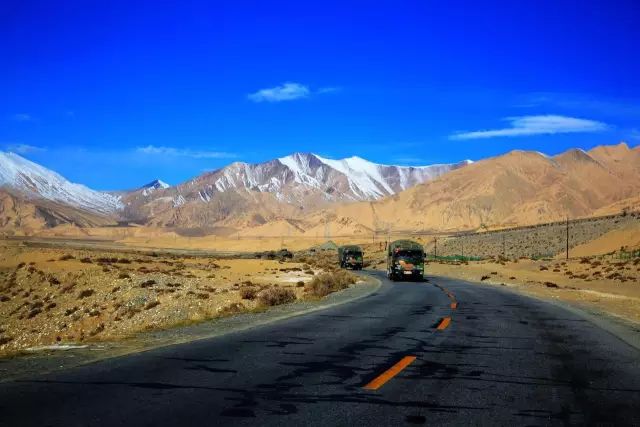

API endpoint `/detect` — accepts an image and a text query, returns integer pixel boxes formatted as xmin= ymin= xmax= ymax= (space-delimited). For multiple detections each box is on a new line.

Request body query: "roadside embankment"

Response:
xmin=425 ymin=256 xmax=640 ymax=325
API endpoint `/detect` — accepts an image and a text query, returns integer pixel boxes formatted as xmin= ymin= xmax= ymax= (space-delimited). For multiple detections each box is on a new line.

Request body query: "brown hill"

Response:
xmin=302 ymin=142 xmax=640 ymax=234
xmin=0 ymin=190 xmax=116 ymax=236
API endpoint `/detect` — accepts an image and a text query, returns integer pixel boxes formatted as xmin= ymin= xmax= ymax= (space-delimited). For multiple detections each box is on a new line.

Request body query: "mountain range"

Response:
xmin=0 ymin=143 xmax=638 ymax=236
xmin=0 ymin=152 xmax=468 ymax=232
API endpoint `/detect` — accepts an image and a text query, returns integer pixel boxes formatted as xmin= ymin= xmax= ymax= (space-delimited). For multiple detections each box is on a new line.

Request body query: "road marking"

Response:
xmin=450 ymin=302 xmax=458 ymax=310
xmin=363 ymin=356 xmax=417 ymax=390
xmin=436 ymin=317 xmax=452 ymax=330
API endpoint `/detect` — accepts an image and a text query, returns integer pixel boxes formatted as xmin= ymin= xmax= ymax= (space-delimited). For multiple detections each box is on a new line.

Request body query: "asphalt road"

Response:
xmin=1 ymin=271 xmax=639 ymax=426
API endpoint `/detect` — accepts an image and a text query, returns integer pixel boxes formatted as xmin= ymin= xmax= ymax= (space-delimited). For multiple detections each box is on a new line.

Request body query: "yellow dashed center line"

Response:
xmin=363 ymin=356 xmax=417 ymax=390
xmin=436 ymin=316 xmax=452 ymax=330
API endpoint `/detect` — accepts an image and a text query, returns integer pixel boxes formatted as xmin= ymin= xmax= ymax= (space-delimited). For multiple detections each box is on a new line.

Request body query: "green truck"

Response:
xmin=338 ymin=245 xmax=364 ymax=270
xmin=386 ymin=240 xmax=425 ymax=281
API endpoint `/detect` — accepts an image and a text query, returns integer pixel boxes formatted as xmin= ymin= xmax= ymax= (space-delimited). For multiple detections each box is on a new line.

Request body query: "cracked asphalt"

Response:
xmin=0 ymin=271 xmax=639 ymax=426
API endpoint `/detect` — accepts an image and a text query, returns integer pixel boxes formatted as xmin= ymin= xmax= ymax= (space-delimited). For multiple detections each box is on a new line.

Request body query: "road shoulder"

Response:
xmin=431 ymin=273 xmax=640 ymax=352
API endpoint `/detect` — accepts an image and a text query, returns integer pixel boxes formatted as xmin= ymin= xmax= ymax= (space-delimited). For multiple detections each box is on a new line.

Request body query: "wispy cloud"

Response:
xmin=248 ymin=82 xmax=310 ymax=102
xmin=5 ymin=143 xmax=46 ymax=154
xmin=136 ymin=145 xmax=236 ymax=159
xmin=629 ymin=128 xmax=640 ymax=141
xmin=9 ymin=113 xmax=33 ymax=122
xmin=450 ymin=115 xmax=609 ymax=140
xmin=247 ymin=82 xmax=340 ymax=103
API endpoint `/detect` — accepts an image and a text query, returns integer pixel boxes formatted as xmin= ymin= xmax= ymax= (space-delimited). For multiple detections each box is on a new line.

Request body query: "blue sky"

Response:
xmin=2 ymin=0 xmax=639 ymax=189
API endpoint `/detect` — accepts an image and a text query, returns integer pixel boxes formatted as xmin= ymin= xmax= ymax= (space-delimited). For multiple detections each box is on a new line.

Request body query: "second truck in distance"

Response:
xmin=338 ymin=245 xmax=364 ymax=270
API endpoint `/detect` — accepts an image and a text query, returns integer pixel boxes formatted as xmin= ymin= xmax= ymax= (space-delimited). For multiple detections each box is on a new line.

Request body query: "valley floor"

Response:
xmin=0 ymin=241 xmax=333 ymax=357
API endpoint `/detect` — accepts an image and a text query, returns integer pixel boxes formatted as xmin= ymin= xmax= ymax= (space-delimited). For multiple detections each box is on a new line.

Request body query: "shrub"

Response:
xmin=217 ymin=302 xmax=245 ymax=317
xmin=145 ymin=301 xmax=160 ymax=310
xmin=59 ymin=254 xmax=75 ymax=261
xmin=257 ymin=287 xmax=296 ymax=306
xmin=77 ymin=289 xmax=94 ymax=299
xmin=80 ymin=258 xmax=92 ymax=264
xmin=239 ymin=287 xmax=258 ymax=300
xmin=305 ymin=270 xmax=357 ymax=298
xmin=140 ymin=279 xmax=156 ymax=288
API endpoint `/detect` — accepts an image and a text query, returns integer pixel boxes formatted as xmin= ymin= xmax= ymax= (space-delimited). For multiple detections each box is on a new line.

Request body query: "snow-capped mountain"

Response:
xmin=0 ymin=152 xmax=122 ymax=215
xmin=178 ymin=153 xmax=471 ymax=204
xmin=119 ymin=152 xmax=471 ymax=228
xmin=140 ymin=179 xmax=170 ymax=196
xmin=279 ymin=153 xmax=471 ymax=200
xmin=0 ymin=151 xmax=470 ymax=230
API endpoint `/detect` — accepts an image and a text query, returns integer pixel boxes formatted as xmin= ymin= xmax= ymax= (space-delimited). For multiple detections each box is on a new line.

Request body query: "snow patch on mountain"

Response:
xmin=141 ymin=179 xmax=170 ymax=196
xmin=0 ymin=152 xmax=122 ymax=214
xmin=275 ymin=153 xmax=470 ymax=200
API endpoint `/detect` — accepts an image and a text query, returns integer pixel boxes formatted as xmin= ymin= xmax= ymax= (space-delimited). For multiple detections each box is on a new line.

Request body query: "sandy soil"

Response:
xmin=0 ymin=241 xmax=323 ymax=356
xmin=570 ymin=221 xmax=640 ymax=257
xmin=424 ymin=257 xmax=640 ymax=324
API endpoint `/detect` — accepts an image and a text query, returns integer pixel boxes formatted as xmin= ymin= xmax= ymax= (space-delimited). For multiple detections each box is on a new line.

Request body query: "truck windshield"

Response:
xmin=395 ymin=250 xmax=422 ymax=259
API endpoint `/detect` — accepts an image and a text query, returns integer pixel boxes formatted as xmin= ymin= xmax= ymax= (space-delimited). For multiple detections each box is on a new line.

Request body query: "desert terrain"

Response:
xmin=0 ymin=240 xmax=359 ymax=357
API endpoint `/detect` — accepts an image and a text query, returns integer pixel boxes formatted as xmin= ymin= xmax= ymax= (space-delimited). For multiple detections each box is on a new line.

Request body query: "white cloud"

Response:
xmin=5 ymin=143 xmax=46 ymax=154
xmin=248 ymin=82 xmax=311 ymax=102
xmin=450 ymin=115 xmax=609 ymax=140
xmin=9 ymin=113 xmax=33 ymax=122
xmin=247 ymin=82 xmax=340 ymax=103
xmin=136 ymin=145 xmax=236 ymax=159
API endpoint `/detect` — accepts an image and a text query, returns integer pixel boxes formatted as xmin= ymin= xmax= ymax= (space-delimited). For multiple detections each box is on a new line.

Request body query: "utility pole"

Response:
xmin=566 ymin=217 xmax=569 ymax=260
xmin=434 ymin=237 xmax=438 ymax=259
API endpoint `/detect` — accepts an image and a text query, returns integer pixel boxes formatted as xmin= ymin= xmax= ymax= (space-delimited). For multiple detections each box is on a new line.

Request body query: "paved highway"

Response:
xmin=1 ymin=271 xmax=639 ymax=426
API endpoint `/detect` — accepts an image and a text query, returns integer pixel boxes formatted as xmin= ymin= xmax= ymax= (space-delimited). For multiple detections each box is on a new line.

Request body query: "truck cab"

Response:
xmin=387 ymin=240 xmax=425 ymax=281
xmin=338 ymin=245 xmax=364 ymax=270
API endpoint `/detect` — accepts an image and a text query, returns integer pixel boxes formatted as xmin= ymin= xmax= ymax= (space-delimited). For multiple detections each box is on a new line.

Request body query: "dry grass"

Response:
xmin=305 ymin=270 xmax=357 ymax=298
xmin=256 ymin=287 xmax=296 ymax=307
xmin=0 ymin=242 xmax=313 ymax=357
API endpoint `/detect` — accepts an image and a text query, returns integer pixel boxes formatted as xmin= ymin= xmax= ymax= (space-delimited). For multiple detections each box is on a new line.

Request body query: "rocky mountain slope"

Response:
xmin=0 ymin=152 xmax=122 ymax=215
xmin=309 ymin=142 xmax=640 ymax=234
xmin=119 ymin=153 xmax=470 ymax=228
xmin=2 ymin=143 xmax=638 ymax=236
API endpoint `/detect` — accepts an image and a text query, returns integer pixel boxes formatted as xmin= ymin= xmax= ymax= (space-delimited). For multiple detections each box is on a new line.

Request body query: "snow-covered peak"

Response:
xmin=142 ymin=179 xmax=170 ymax=189
xmin=275 ymin=152 xmax=470 ymax=200
xmin=139 ymin=179 xmax=170 ymax=196
xmin=0 ymin=152 xmax=122 ymax=214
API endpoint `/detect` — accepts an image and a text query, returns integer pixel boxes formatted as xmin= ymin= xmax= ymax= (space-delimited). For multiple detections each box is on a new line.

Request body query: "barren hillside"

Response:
xmin=305 ymin=142 xmax=640 ymax=234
